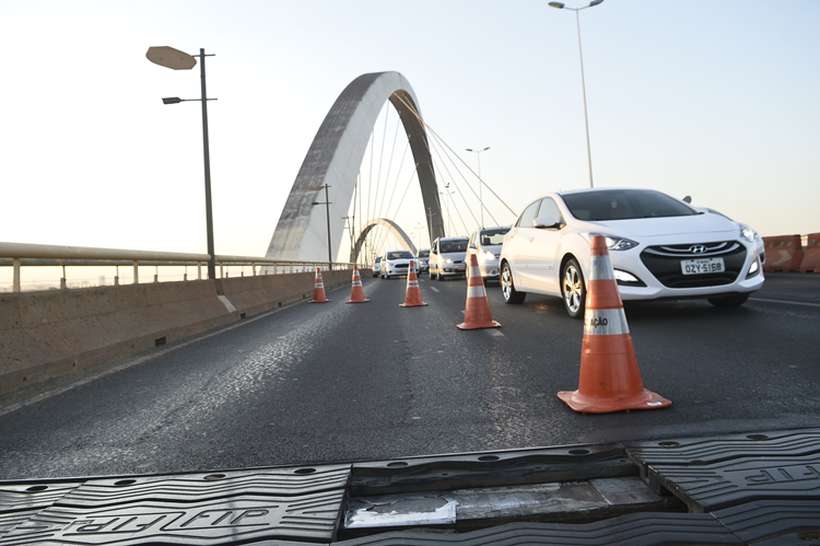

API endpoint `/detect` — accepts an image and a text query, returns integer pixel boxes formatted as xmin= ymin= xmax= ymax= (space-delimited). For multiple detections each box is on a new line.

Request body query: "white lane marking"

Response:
xmin=750 ymin=297 xmax=820 ymax=309
xmin=430 ymin=286 xmax=440 ymax=293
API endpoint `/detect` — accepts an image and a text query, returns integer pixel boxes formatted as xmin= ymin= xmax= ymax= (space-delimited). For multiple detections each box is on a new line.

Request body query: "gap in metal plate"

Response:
xmin=343 ymin=476 xmax=668 ymax=534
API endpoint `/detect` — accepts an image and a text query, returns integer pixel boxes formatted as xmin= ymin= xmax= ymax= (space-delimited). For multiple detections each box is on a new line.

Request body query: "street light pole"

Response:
xmin=465 ymin=146 xmax=490 ymax=227
xmin=198 ymin=49 xmax=216 ymax=280
xmin=548 ymin=0 xmax=603 ymax=189
xmin=146 ymin=45 xmax=218 ymax=279
xmin=312 ymin=184 xmax=333 ymax=268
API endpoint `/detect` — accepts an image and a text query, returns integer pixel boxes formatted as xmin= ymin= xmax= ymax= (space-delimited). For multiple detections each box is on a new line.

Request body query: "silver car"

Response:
xmin=466 ymin=226 xmax=510 ymax=281
xmin=416 ymin=249 xmax=430 ymax=273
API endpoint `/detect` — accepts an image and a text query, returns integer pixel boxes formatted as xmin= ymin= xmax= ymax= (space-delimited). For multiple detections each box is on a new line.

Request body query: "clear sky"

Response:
xmin=1 ymin=0 xmax=818 ymax=258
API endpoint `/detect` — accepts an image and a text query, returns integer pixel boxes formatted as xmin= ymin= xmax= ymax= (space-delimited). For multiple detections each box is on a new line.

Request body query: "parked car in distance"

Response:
xmin=499 ymin=188 xmax=765 ymax=318
xmin=416 ymin=249 xmax=430 ymax=273
xmin=381 ymin=250 xmax=414 ymax=279
xmin=372 ymin=256 xmax=382 ymax=277
xmin=466 ymin=226 xmax=510 ymax=281
xmin=429 ymin=236 xmax=468 ymax=280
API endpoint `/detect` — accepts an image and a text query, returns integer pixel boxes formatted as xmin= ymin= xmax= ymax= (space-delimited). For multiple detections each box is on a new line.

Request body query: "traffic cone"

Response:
xmin=311 ymin=267 xmax=329 ymax=303
xmin=557 ymin=235 xmax=671 ymax=414
xmin=457 ymin=254 xmax=500 ymax=330
xmin=399 ymin=260 xmax=428 ymax=308
xmin=346 ymin=268 xmax=370 ymax=304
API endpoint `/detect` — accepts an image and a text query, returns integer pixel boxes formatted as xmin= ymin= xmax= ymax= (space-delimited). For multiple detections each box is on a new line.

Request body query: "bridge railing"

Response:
xmin=0 ymin=242 xmax=356 ymax=293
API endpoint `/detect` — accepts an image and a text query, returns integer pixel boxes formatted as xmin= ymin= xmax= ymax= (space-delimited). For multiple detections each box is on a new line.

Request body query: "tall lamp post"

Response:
xmin=312 ymin=184 xmax=333 ymax=268
xmin=146 ymin=46 xmax=218 ymax=279
xmin=465 ymin=146 xmax=490 ymax=228
xmin=547 ymin=0 xmax=603 ymax=189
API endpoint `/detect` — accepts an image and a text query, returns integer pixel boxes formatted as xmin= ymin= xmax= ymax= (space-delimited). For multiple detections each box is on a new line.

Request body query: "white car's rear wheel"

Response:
xmin=561 ymin=258 xmax=586 ymax=319
xmin=501 ymin=262 xmax=525 ymax=304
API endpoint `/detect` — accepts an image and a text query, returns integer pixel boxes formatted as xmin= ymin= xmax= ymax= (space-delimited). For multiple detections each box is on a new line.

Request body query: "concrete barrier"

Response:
xmin=0 ymin=269 xmax=365 ymax=404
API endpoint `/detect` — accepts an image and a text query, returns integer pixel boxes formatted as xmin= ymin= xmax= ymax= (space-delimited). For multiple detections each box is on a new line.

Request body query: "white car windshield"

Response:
xmin=562 ymin=189 xmax=697 ymax=221
xmin=440 ymin=240 xmax=468 ymax=253
xmin=480 ymin=228 xmax=509 ymax=246
xmin=386 ymin=251 xmax=413 ymax=260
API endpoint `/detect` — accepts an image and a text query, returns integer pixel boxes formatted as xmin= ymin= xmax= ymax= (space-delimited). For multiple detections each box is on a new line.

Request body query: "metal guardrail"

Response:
xmin=0 ymin=242 xmax=357 ymax=293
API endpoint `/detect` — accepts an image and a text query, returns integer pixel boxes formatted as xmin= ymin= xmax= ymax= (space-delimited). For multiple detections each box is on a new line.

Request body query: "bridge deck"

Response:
xmin=0 ymin=273 xmax=818 ymax=479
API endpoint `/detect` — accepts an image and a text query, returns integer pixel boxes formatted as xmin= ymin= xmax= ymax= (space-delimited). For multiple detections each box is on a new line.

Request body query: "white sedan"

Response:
xmin=499 ymin=188 xmax=765 ymax=318
xmin=380 ymin=250 xmax=414 ymax=279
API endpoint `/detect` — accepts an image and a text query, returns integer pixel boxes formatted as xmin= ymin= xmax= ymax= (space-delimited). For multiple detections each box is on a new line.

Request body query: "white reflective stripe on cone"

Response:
xmin=589 ymin=255 xmax=615 ymax=281
xmin=469 ymin=267 xmax=480 ymax=277
xmin=408 ymin=281 xmax=419 ymax=287
xmin=583 ymin=307 xmax=630 ymax=336
xmin=467 ymin=286 xmax=486 ymax=299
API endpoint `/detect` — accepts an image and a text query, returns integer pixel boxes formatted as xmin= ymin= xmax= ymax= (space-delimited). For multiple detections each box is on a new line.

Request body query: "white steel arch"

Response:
xmin=266 ymin=72 xmax=444 ymax=262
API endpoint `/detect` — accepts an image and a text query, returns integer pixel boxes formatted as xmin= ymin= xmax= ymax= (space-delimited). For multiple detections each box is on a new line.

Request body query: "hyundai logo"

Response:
xmin=689 ymin=244 xmax=707 ymax=254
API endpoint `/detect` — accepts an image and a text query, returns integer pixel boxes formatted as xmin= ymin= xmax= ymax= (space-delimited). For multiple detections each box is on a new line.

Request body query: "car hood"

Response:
xmin=581 ymin=212 xmax=740 ymax=240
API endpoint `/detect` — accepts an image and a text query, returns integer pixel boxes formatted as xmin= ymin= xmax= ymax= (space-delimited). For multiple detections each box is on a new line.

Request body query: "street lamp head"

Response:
xmin=548 ymin=2 xmax=565 ymax=8
xmin=162 ymin=97 xmax=183 ymax=105
xmin=146 ymin=46 xmax=197 ymax=70
xmin=589 ymin=0 xmax=604 ymax=6
xmin=465 ymin=148 xmax=474 ymax=152
xmin=482 ymin=146 xmax=491 ymax=151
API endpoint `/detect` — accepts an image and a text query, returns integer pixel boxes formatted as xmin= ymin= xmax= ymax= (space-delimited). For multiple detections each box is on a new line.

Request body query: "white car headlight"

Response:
xmin=748 ymin=258 xmax=760 ymax=275
xmin=604 ymin=236 xmax=639 ymax=251
xmin=445 ymin=258 xmax=453 ymax=264
xmin=739 ymin=223 xmax=759 ymax=243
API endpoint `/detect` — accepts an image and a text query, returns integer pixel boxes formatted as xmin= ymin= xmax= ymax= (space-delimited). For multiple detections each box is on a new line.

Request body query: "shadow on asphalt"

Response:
xmin=512 ymin=291 xmax=758 ymax=324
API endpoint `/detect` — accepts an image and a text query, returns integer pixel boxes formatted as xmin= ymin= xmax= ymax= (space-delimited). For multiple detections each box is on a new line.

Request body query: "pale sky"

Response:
xmin=1 ymin=0 xmax=818 ymax=259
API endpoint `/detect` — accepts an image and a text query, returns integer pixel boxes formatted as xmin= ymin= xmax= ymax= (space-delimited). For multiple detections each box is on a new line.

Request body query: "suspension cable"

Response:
xmin=429 ymin=135 xmax=480 ymax=228
xmin=381 ymin=140 xmax=409 ymax=223
xmin=374 ymin=139 xmax=411 ymax=253
xmin=430 ymin=129 xmax=501 ymax=226
xmin=391 ymin=93 xmax=517 ymax=217
xmin=378 ymin=111 xmax=401 ymax=219
xmin=443 ymin=182 xmax=470 ymax=235
xmin=372 ymin=106 xmax=390 ymax=221
xmin=365 ymin=130 xmax=374 ymax=228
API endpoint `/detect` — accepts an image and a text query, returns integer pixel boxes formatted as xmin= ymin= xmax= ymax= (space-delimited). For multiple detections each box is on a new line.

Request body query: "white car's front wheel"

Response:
xmin=561 ymin=258 xmax=586 ymax=319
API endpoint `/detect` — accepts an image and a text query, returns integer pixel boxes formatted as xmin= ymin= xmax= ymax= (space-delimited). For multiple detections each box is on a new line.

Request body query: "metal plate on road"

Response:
xmin=0 ymin=492 xmax=346 ymax=544
xmin=335 ymin=513 xmax=743 ymax=546
xmin=55 ymin=465 xmax=351 ymax=508
xmin=627 ymin=428 xmax=820 ymax=511
xmin=627 ymin=428 xmax=820 ymax=469
xmin=0 ymin=482 xmax=81 ymax=513
xmin=680 ymin=257 xmax=725 ymax=275
xmin=712 ymin=499 xmax=820 ymax=544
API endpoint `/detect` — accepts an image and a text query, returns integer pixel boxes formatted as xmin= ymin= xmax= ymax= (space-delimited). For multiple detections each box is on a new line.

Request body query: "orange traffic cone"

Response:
xmin=311 ymin=267 xmax=329 ymax=303
xmin=457 ymin=254 xmax=500 ymax=330
xmin=399 ymin=260 xmax=428 ymax=308
xmin=346 ymin=268 xmax=370 ymax=304
xmin=557 ymin=235 xmax=671 ymax=414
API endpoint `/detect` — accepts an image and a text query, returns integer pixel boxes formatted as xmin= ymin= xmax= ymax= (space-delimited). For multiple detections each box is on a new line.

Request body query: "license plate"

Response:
xmin=680 ymin=257 xmax=725 ymax=275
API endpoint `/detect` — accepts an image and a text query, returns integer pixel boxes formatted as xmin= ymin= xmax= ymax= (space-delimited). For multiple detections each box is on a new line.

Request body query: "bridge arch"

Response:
xmin=350 ymin=218 xmax=417 ymax=263
xmin=266 ymin=72 xmax=444 ymax=262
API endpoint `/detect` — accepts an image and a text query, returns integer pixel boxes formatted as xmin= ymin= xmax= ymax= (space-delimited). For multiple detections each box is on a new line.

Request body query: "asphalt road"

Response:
xmin=1 ymin=273 xmax=819 ymax=480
